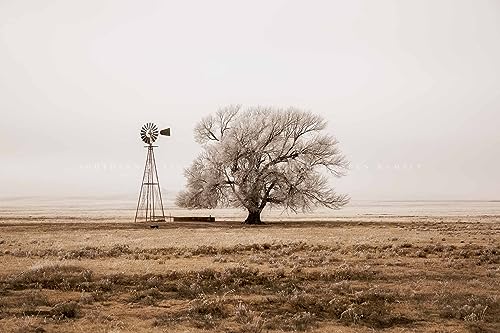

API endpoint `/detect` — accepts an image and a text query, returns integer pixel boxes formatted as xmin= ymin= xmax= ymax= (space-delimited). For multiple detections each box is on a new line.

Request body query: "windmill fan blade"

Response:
xmin=140 ymin=122 xmax=161 ymax=144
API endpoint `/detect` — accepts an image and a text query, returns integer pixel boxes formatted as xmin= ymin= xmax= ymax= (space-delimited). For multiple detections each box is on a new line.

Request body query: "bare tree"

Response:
xmin=177 ymin=105 xmax=349 ymax=224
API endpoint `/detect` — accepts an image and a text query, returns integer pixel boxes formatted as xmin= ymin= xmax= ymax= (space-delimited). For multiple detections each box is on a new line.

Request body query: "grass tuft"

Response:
xmin=8 ymin=263 xmax=92 ymax=291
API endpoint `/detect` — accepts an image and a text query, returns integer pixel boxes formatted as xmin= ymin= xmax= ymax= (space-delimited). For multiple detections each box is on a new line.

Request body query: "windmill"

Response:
xmin=134 ymin=123 xmax=170 ymax=223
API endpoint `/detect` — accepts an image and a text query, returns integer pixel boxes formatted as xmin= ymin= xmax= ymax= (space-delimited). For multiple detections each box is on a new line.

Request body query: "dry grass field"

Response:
xmin=0 ymin=215 xmax=499 ymax=332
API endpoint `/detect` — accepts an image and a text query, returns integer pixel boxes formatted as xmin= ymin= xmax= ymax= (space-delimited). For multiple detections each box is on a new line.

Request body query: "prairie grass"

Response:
xmin=7 ymin=263 xmax=92 ymax=291
xmin=0 ymin=217 xmax=499 ymax=332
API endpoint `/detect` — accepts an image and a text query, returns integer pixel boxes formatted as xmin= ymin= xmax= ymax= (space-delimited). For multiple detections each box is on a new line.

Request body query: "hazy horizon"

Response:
xmin=1 ymin=1 xmax=499 ymax=201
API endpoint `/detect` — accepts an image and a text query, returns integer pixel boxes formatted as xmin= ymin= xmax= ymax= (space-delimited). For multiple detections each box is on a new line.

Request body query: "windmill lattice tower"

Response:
xmin=135 ymin=123 xmax=170 ymax=223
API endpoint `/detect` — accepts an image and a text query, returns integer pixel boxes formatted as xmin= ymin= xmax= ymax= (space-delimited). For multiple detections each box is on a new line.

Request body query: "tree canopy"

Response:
xmin=177 ymin=105 xmax=349 ymax=224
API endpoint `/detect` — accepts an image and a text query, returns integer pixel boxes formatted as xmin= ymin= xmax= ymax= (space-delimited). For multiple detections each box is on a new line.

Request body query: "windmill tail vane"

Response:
xmin=135 ymin=122 xmax=170 ymax=223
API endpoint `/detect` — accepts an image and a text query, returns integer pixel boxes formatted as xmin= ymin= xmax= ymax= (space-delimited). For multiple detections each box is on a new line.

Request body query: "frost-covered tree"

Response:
xmin=177 ymin=105 xmax=349 ymax=224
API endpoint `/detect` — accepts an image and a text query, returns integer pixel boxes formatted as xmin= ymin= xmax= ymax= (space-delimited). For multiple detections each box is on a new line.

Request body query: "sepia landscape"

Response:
xmin=2 ymin=1 xmax=500 ymax=332
xmin=1 ymin=202 xmax=499 ymax=332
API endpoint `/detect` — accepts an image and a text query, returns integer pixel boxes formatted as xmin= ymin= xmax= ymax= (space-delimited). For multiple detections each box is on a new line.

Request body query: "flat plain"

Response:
xmin=0 ymin=206 xmax=499 ymax=333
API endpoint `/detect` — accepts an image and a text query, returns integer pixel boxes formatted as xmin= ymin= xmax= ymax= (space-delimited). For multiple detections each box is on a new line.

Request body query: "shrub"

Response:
xmin=128 ymin=288 xmax=164 ymax=305
xmin=154 ymin=294 xmax=228 ymax=329
xmin=50 ymin=301 xmax=80 ymax=320
xmin=8 ymin=264 xmax=93 ymax=291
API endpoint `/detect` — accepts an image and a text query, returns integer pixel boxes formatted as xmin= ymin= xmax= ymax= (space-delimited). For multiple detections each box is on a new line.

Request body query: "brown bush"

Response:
xmin=128 ymin=288 xmax=164 ymax=305
xmin=50 ymin=301 xmax=80 ymax=320
xmin=7 ymin=264 xmax=92 ymax=291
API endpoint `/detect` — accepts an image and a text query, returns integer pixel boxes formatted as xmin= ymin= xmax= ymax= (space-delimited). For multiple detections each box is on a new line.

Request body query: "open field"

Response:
xmin=0 ymin=211 xmax=499 ymax=332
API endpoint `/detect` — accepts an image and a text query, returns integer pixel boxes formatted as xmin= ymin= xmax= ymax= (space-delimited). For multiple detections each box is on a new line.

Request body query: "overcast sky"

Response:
xmin=1 ymin=0 xmax=499 ymax=200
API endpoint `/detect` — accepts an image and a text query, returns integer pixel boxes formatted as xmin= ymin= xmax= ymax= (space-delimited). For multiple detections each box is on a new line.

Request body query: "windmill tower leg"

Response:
xmin=151 ymin=147 xmax=166 ymax=220
xmin=134 ymin=148 xmax=149 ymax=223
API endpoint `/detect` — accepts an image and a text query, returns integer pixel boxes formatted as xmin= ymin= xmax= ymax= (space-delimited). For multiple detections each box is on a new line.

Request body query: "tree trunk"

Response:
xmin=243 ymin=210 xmax=263 ymax=224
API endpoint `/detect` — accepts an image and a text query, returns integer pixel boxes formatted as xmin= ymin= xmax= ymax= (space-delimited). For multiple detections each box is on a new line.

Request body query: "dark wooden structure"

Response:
xmin=173 ymin=216 xmax=215 ymax=222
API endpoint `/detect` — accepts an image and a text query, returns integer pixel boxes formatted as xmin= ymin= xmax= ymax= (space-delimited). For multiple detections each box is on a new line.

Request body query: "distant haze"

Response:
xmin=1 ymin=0 xmax=499 ymax=201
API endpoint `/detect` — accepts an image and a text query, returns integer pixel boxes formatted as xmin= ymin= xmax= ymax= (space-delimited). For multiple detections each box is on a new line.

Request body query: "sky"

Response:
xmin=1 ymin=0 xmax=499 ymax=201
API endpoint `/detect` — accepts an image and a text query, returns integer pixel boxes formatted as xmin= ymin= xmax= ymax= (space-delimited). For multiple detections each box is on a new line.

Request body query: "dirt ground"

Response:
xmin=0 ymin=215 xmax=499 ymax=332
